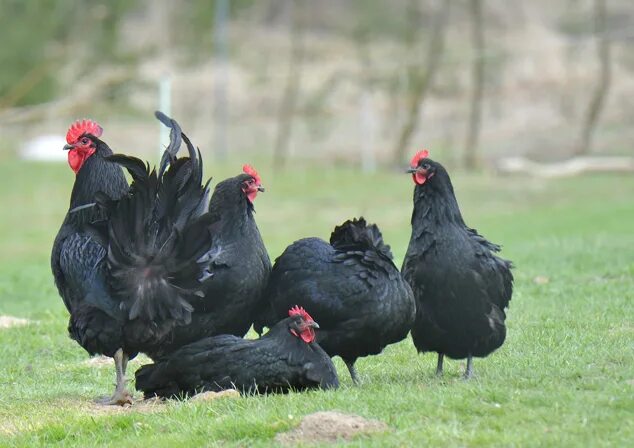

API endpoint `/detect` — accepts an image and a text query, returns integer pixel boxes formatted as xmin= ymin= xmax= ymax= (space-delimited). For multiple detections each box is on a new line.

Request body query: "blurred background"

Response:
xmin=1 ymin=0 xmax=632 ymax=171
xmin=1 ymin=3 xmax=633 ymax=442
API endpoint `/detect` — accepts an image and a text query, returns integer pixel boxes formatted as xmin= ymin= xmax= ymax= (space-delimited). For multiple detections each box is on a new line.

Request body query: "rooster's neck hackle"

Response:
xmin=68 ymin=141 xmax=128 ymax=225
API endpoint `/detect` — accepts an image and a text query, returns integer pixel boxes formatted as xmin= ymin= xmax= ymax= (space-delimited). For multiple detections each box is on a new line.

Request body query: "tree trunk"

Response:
xmin=391 ymin=1 xmax=452 ymax=166
xmin=213 ymin=0 xmax=230 ymax=160
xmin=464 ymin=0 xmax=485 ymax=170
xmin=576 ymin=0 xmax=611 ymax=156
xmin=354 ymin=29 xmax=377 ymax=172
xmin=273 ymin=0 xmax=305 ymax=171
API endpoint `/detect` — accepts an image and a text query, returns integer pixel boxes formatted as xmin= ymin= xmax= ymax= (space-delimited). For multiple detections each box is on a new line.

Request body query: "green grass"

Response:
xmin=0 ymin=157 xmax=633 ymax=447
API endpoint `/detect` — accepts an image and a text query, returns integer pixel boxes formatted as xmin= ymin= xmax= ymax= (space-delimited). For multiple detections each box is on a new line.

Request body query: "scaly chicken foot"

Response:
xmin=463 ymin=354 xmax=474 ymax=380
xmin=344 ymin=359 xmax=359 ymax=385
xmin=96 ymin=349 xmax=133 ymax=406
xmin=435 ymin=353 xmax=444 ymax=376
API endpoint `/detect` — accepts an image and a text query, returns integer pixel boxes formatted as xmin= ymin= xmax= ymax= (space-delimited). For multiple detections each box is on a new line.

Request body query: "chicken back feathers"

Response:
xmin=256 ymin=218 xmax=415 ymax=366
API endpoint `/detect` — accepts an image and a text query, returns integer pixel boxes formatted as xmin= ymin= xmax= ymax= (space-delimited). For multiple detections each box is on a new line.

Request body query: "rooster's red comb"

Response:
xmin=66 ymin=119 xmax=103 ymax=144
xmin=410 ymin=149 xmax=430 ymax=168
xmin=288 ymin=305 xmax=314 ymax=322
xmin=242 ymin=164 xmax=261 ymax=185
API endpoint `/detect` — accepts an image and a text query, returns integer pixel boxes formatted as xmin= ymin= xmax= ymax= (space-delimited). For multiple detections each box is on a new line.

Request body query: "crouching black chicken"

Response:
xmin=255 ymin=218 xmax=415 ymax=384
xmin=402 ymin=149 xmax=514 ymax=378
xmin=135 ymin=306 xmax=339 ymax=398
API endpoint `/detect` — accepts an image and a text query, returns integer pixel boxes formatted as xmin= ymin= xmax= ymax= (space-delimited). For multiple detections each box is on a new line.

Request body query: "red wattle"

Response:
xmin=68 ymin=148 xmax=95 ymax=174
xmin=300 ymin=328 xmax=315 ymax=343
xmin=413 ymin=172 xmax=427 ymax=185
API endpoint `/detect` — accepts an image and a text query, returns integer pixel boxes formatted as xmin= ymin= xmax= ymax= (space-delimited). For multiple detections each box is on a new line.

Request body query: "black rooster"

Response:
xmin=52 ymin=113 xmax=213 ymax=404
xmin=401 ymin=150 xmax=514 ymax=378
xmin=255 ymin=218 xmax=415 ymax=384
xmin=135 ymin=306 xmax=339 ymax=398
xmin=145 ymin=163 xmax=271 ymax=358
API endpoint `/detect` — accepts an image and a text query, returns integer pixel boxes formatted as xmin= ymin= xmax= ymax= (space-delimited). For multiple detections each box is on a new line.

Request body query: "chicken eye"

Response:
xmin=81 ymin=137 xmax=89 ymax=145
xmin=422 ymin=163 xmax=431 ymax=170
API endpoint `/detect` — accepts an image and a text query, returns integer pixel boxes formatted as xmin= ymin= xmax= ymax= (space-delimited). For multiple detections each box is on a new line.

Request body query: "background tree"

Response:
xmin=464 ymin=0 xmax=485 ymax=170
xmin=391 ymin=0 xmax=451 ymax=166
xmin=273 ymin=0 xmax=306 ymax=171
xmin=576 ymin=0 xmax=611 ymax=156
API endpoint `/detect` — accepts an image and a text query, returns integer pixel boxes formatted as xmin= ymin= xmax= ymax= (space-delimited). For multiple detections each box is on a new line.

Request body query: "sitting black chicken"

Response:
xmin=135 ymin=306 xmax=338 ymax=398
xmin=255 ymin=218 xmax=415 ymax=384
xmin=401 ymin=150 xmax=514 ymax=378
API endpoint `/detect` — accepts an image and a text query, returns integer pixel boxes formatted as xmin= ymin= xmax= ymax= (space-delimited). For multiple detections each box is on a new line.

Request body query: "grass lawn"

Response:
xmin=0 ymin=156 xmax=632 ymax=447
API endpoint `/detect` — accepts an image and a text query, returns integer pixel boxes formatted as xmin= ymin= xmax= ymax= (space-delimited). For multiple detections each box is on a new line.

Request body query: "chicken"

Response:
xmin=144 ymin=163 xmax=271 ymax=359
xmin=255 ymin=218 xmax=415 ymax=384
xmin=135 ymin=306 xmax=339 ymax=398
xmin=401 ymin=150 xmax=514 ymax=378
xmin=51 ymin=113 xmax=213 ymax=404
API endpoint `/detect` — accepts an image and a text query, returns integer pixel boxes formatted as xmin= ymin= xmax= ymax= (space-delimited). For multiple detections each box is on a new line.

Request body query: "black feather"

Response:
xmin=135 ymin=315 xmax=339 ymax=399
xmin=155 ymin=110 xmax=183 ymax=177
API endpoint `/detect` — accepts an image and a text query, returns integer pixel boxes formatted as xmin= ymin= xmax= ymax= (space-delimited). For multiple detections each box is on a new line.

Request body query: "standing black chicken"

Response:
xmin=255 ymin=218 xmax=415 ymax=384
xmin=135 ymin=306 xmax=339 ymax=398
xmin=51 ymin=114 xmax=214 ymax=404
xmin=145 ymin=164 xmax=271 ymax=358
xmin=401 ymin=150 xmax=514 ymax=378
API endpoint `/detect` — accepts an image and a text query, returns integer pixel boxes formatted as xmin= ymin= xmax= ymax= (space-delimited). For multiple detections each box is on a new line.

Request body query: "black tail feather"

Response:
xmin=155 ymin=110 xmax=183 ymax=178
xmin=93 ymin=121 xmax=213 ymax=327
xmin=329 ymin=217 xmax=394 ymax=260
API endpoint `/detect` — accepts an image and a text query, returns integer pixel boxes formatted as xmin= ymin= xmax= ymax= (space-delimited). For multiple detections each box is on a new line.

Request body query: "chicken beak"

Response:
xmin=307 ymin=321 xmax=320 ymax=329
xmin=257 ymin=185 xmax=265 ymax=192
xmin=63 ymin=144 xmax=75 ymax=151
xmin=406 ymin=167 xmax=417 ymax=174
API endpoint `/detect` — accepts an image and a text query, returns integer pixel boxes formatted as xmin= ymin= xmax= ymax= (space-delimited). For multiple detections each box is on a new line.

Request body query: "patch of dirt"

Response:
xmin=0 ymin=421 xmax=19 ymax=437
xmin=86 ymin=396 xmax=166 ymax=414
xmin=83 ymin=355 xmax=112 ymax=367
xmin=533 ymin=276 xmax=550 ymax=285
xmin=190 ymin=389 xmax=240 ymax=402
xmin=275 ymin=411 xmax=389 ymax=445
xmin=83 ymin=353 xmax=152 ymax=367
xmin=0 ymin=315 xmax=30 ymax=329
xmin=83 ymin=389 xmax=240 ymax=413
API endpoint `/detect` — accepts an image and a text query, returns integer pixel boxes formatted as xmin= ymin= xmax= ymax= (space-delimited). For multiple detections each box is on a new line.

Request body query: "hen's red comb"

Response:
xmin=410 ymin=149 xmax=430 ymax=168
xmin=66 ymin=119 xmax=103 ymax=144
xmin=242 ymin=164 xmax=261 ymax=185
xmin=289 ymin=305 xmax=314 ymax=322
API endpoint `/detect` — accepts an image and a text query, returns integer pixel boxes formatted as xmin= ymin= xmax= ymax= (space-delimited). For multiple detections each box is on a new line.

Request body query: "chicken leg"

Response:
xmin=97 ymin=349 xmax=133 ymax=405
xmin=344 ymin=359 xmax=360 ymax=385
xmin=463 ymin=354 xmax=474 ymax=379
xmin=435 ymin=353 xmax=444 ymax=376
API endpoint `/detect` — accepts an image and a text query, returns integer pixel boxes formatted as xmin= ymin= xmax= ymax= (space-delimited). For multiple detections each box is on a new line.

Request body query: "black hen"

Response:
xmin=51 ymin=113 xmax=213 ymax=404
xmin=135 ymin=307 xmax=338 ymax=398
xmin=401 ymin=150 xmax=514 ymax=378
xmin=145 ymin=164 xmax=271 ymax=358
xmin=255 ymin=218 xmax=415 ymax=384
